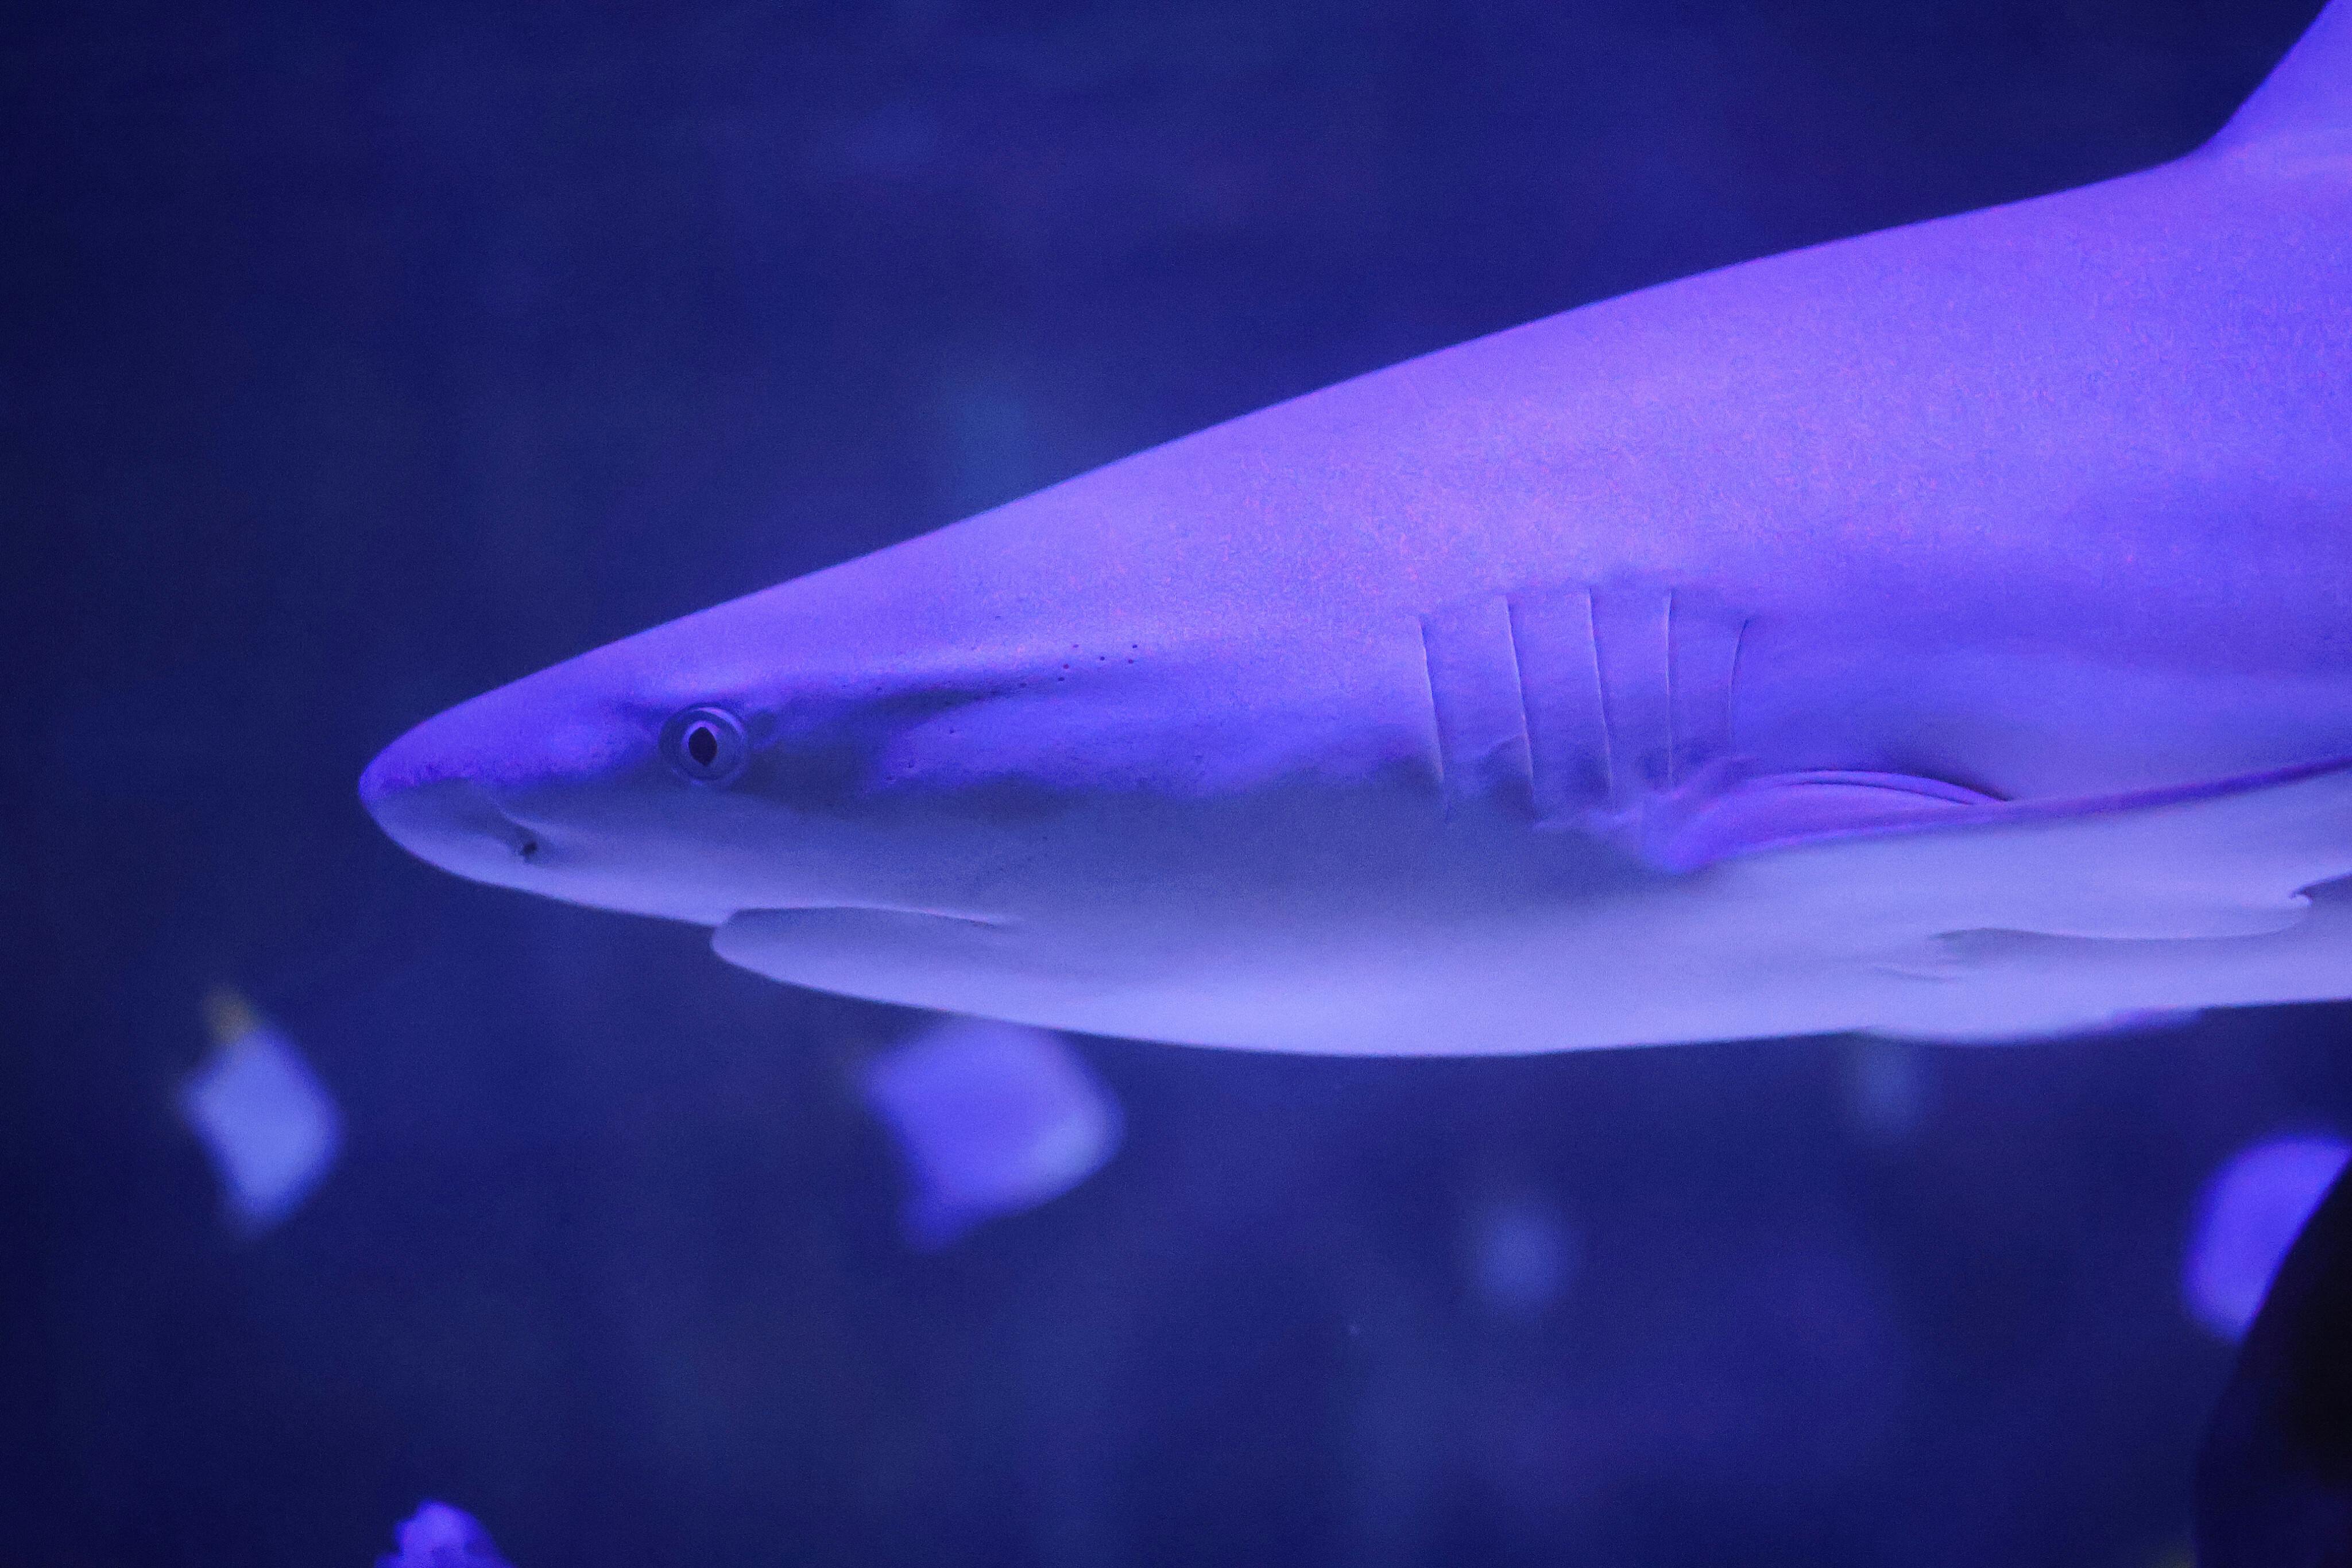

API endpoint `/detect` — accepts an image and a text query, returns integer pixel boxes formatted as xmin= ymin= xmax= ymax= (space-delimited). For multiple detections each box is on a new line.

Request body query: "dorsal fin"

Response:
xmin=2210 ymin=1 xmax=2352 ymax=153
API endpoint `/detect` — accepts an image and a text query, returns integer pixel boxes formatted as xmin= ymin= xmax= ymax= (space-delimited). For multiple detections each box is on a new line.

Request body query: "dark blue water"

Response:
xmin=5 ymin=2 xmax=2343 ymax=1563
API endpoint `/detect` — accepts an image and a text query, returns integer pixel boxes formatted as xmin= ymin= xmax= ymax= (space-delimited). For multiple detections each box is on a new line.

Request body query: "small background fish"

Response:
xmin=378 ymin=1502 xmax=512 ymax=1568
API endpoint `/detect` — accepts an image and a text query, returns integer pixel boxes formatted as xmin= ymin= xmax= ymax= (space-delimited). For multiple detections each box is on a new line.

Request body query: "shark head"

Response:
xmin=357 ymin=584 xmax=919 ymax=933
xmin=358 ymin=502 xmax=1498 ymax=1046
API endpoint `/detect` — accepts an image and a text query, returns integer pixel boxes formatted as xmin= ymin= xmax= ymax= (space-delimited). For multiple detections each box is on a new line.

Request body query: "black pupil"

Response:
xmin=687 ymin=725 xmax=719 ymax=768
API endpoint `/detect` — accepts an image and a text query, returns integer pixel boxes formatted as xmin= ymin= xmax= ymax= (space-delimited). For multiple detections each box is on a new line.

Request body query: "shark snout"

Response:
xmin=362 ymin=769 xmax=544 ymax=878
xmin=361 ymin=723 xmax=546 ymax=884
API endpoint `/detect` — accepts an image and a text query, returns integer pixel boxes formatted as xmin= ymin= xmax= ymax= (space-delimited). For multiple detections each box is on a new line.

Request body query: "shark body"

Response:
xmin=365 ymin=5 xmax=2352 ymax=1054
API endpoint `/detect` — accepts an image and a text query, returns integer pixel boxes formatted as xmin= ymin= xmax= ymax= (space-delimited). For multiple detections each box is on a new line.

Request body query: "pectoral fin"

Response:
xmin=1649 ymin=770 xmax=2001 ymax=871
xmin=1700 ymin=757 xmax=2352 ymax=946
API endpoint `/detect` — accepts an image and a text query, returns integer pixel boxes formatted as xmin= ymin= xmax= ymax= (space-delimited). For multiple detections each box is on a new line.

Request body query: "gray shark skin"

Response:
xmin=364 ymin=3 xmax=2352 ymax=1056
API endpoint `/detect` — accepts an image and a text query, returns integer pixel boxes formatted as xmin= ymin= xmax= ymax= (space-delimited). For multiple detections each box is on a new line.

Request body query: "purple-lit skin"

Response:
xmin=364 ymin=9 xmax=2352 ymax=1053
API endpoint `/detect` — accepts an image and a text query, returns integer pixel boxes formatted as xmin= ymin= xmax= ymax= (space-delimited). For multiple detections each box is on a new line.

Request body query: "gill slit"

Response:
xmin=1414 ymin=614 xmax=1447 ymax=799
xmin=1726 ymin=613 xmax=1751 ymax=763
xmin=1584 ymin=586 xmax=1618 ymax=807
xmin=1663 ymin=589 xmax=1680 ymax=791
xmin=1503 ymin=598 xmax=1538 ymax=785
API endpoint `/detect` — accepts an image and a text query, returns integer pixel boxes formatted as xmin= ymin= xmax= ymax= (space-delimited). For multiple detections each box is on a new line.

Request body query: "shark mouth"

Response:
xmin=723 ymin=904 xmax=1011 ymax=928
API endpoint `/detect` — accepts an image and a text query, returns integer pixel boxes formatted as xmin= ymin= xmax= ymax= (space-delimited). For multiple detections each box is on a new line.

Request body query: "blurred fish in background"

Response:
xmin=1460 ymin=1186 xmax=1577 ymax=1321
xmin=1841 ymin=1036 xmax=1933 ymax=1148
xmin=858 ymin=1017 xmax=1122 ymax=1248
xmin=378 ymin=1501 xmax=512 ymax=1568
xmin=2197 ymin=1154 xmax=2352 ymax=1566
xmin=176 ymin=988 xmax=342 ymax=1235
xmin=2183 ymin=1133 xmax=2351 ymax=1341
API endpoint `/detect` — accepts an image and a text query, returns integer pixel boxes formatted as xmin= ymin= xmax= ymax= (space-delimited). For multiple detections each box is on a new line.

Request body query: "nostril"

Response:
xmin=517 ymin=837 xmax=540 ymax=862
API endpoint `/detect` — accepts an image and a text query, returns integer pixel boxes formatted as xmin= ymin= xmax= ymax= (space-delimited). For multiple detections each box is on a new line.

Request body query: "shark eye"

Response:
xmin=661 ymin=706 xmax=749 ymax=785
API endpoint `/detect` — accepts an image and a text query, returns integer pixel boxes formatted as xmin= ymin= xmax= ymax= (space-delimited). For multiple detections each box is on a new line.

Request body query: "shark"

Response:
xmin=363 ymin=2 xmax=2352 ymax=1056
